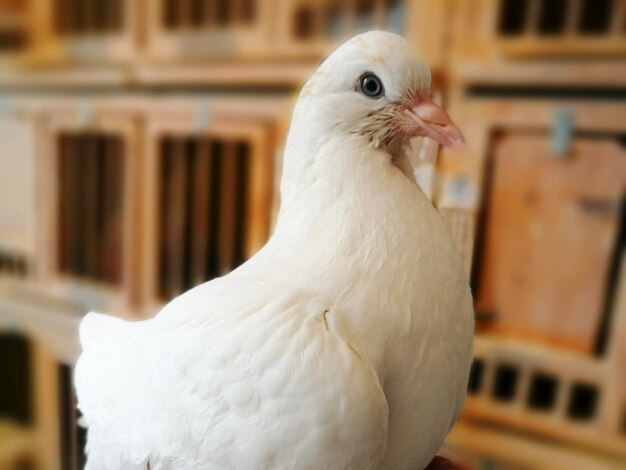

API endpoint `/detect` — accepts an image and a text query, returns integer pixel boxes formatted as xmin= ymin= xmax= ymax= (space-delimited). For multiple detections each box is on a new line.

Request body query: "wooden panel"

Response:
xmin=0 ymin=115 xmax=37 ymax=255
xmin=476 ymin=134 xmax=625 ymax=353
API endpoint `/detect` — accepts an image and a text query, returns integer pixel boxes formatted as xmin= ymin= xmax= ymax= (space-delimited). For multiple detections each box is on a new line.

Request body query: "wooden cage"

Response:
xmin=34 ymin=102 xmax=142 ymax=317
xmin=26 ymin=0 xmax=138 ymax=64
xmin=140 ymin=98 xmax=288 ymax=313
xmin=276 ymin=0 xmax=449 ymax=66
xmin=439 ymin=72 xmax=626 ymax=456
xmin=144 ymin=0 xmax=275 ymax=60
xmin=453 ymin=0 xmax=626 ymax=60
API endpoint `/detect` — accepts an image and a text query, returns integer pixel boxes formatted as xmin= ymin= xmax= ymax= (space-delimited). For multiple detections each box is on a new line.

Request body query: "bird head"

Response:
xmin=294 ymin=31 xmax=464 ymax=156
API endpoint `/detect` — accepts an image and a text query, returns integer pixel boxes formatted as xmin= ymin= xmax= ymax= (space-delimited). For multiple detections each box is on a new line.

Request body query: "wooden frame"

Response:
xmin=35 ymin=105 xmax=142 ymax=317
xmin=464 ymin=329 xmax=626 ymax=457
xmin=144 ymin=0 xmax=275 ymax=61
xmin=141 ymin=99 xmax=286 ymax=314
xmin=275 ymin=0 xmax=449 ymax=67
xmin=28 ymin=0 xmax=138 ymax=64
xmin=452 ymin=0 xmax=626 ymax=61
xmin=0 ymin=282 xmax=83 ymax=470
xmin=0 ymin=111 xmax=38 ymax=278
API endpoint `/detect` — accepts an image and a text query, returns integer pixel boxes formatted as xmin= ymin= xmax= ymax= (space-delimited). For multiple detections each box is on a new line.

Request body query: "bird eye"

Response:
xmin=358 ymin=73 xmax=384 ymax=98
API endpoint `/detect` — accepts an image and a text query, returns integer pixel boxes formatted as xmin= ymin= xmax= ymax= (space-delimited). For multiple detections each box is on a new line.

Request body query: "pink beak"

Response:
xmin=404 ymin=99 xmax=465 ymax=147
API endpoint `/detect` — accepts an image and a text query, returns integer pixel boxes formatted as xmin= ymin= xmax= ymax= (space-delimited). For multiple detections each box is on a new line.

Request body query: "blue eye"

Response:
xmin=358 ymin=73 xmax=384 ymax=98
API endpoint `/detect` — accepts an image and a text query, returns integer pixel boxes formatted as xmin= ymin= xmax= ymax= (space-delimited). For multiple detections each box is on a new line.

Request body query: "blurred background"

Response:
xmin=0 ymin=0 xmax=624 ymax=468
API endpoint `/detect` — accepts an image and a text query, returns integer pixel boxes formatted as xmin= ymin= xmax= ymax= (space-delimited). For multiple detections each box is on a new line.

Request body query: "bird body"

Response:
xmin=76 ymin=32 xmax=474 ymax=470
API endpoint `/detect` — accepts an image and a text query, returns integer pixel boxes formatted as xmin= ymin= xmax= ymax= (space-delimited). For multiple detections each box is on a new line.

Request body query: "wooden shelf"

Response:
xmin=0 ymin=60 xmax=316 ymax=89
xmin=134 ymin=61 xmax=316 ymax=87
xmin=452 ymin=61 xmax=626 ymax=87
xmin=0 ymin=64 xmax=127 ymax=89
xmin=446 ymin=421 xmax=626 ymax=470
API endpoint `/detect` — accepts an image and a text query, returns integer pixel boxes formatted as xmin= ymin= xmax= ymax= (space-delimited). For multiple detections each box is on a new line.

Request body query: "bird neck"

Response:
xmin=279 ymin=99 xmax=393 ymax=207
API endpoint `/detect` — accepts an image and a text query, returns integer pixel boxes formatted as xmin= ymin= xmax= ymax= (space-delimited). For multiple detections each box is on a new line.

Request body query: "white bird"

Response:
xmin=75 ymin=31 xmax=474 ymax=470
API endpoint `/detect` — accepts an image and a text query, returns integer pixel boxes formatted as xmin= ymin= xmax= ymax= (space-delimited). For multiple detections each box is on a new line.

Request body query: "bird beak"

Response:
xmin=403 ymin=99 xmax=465 ymax=147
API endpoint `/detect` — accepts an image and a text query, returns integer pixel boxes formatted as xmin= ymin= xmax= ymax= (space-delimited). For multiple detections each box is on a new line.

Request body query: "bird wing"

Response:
xmin=75 ymin=274 xmax=389 ymax=470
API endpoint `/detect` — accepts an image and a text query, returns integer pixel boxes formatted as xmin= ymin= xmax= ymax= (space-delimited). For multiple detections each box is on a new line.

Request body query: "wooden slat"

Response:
xmin=206 ymin=141 xmax=221 ymax=280
xmin=55 ymin=0 xmax=68 ymax=34
xmin=565 ymin=0 xmax=582 ymax=35
xmin=190 ymin=139 xmax=211 ymax=286
xmin=203 ymin=0 xmax=218 ymax=26
xmin=611 ymin=0 xmax=626 ymax=35
xmin=95 ymin=135 xmax=106 ymax=280
xmin=245 ymin=130 xmax=272 ymax=259
xmin=233 ymin=142 xmax=249 ymax=267
xmin=70 ymin=0 xmax=86 ymax=34
xmin=476 ymin=134 xmax=626 ymax=353
xmin=103 ymin=136 xmax=123 ymax=284
xmin=525 ymin=0 xmax=541 ymax=35
xmin=241 ymin=0 xmax=255 ymax=23
xmin=67 ymin=134 xmax=85 ymax=276
xmin=216 ymin=0 xmax=229 ymax=26
xmin=189 ymin=0 xmax=205 ymax=28
xmin=178 ymin=0 xmax=191 ymax=29
xmin=217 ymin=141 xmax=238 ymax=275
xmin=82 ymin=134 xmax=98 ymax=279
xmin=163 ymin=0 xmax=178 ymax=29
xmin=163 ymin=138 xmax=187 ymax=298
xmin=230 ymin=0 xmax=243 ymax=25
xmin=57 ymin=135 xmax=70 ymax=274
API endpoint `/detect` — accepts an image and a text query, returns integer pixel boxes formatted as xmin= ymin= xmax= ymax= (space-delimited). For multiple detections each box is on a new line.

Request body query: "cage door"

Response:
xmin=476 ymin=134 xmax=625 ymax=354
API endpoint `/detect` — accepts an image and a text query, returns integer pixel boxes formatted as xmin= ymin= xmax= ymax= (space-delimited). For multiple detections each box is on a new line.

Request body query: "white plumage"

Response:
xmin=75 ymin=31 xmax=474 ymax=470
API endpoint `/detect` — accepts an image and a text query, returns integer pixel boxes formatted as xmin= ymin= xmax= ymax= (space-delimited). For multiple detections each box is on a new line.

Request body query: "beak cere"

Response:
xmin=403 ymin=99 xmax=465 ymax=147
